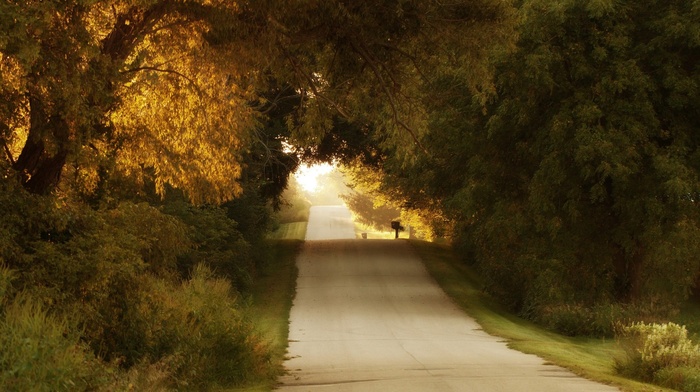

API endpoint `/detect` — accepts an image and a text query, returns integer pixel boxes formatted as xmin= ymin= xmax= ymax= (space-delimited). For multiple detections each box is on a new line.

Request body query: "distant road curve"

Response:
xmin=278 ymin=205 xmax=618 ymax=391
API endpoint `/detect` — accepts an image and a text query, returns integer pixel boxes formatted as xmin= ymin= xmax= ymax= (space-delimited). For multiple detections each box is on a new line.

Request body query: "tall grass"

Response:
xmin=0 ymin=184 xmax=289 ymax=391
xmin=0 ymin=296 xmax=107 ymax=391
xmin=238 ymin=239 xmax=303 ymax=391
xmin=268 ymin=222 xmax=308 ymax=240
xmin=119 ymin=265 xmax=276 ymax=390
xmin=0 ymin=264 xmax=276 ymax=391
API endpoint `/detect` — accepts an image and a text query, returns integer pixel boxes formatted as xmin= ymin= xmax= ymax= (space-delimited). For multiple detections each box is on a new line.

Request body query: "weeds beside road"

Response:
xmin=230 ymin=239 xmax=302 ymax=392
xmin=409 ymin=240 xmax=682 ymax=392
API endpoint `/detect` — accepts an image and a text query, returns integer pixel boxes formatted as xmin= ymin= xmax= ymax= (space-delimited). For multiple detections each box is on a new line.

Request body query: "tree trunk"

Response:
xmin=23 ymin=151 xmax=68 ymax=194
xmin=12 ymin=95 xmax=70 ymax=195
xmin=13 ymin=135 xmax=69 ymax=195
xmin=612 ymin=243 xmax=645 ymax=302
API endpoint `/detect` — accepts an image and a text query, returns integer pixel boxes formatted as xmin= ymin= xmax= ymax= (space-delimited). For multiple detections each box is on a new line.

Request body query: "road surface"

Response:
xmin=277 ymin=205 xmax=618 ymax=391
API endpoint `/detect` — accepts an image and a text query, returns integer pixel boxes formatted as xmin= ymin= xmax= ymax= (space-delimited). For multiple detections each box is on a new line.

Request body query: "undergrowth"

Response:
xmin=617 ymin=322 xmax=700 ymax=392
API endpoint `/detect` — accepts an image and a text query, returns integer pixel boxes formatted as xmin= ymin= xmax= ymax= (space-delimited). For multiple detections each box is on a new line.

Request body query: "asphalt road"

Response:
xmin=277 ymin=205 xmax=618 ymax=391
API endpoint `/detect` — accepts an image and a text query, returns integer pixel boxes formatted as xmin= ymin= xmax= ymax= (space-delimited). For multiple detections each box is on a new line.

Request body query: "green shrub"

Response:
xmin=0 ymin=297 xmax=108 ymax=392
xmin=0 ymin=264 xmax=15 ymax=304
xmin=617 ymin=322 xmax=700 ymax=391
xmin=128 ymin=265 xmax=273 ymax=390
xmin=0 ymin=187 xmax=274 ymax=389
xmin=162 ymin=201 xmax=253 ymax=291
xmin=104 ymin=202 xmax=191 ymax=275
xmin=11 ymin=202 xmax=191 ymax=365
xmin=534 ymin=304 xmax=597 ymax=336
xmin=533 ymin=302 xmax=667 ymax=337
xmin=655 ymin=367 xmax=700 ymax=392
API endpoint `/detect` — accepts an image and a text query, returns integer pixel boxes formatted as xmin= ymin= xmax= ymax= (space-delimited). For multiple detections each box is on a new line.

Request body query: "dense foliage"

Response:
xmin=0 ymin=179 xmax=276 ymax=390
xmin=3 ymin=0 xmax=699 ymax=389
xmin=347 ymin=0 xmax=700 ymax=338
xmin=341 ymin=190 xmax=400 ymax=232
xmin=619 ymin=322 xmax=700 ymax=391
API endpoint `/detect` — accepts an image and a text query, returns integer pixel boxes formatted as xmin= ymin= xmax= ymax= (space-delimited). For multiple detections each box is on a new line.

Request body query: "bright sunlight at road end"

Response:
xmin=294 ymin=162 xmax=335 ymax=193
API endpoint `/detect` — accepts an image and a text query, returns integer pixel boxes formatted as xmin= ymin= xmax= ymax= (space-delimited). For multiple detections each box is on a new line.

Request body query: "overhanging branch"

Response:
xmin=350 ymin=41 xmax=429 ymax=155
xmin=1 ymin=136 xmax=15 ymax=166
xmin=121 ymin=66 xmax=204 ymax=96
xmin=281 ymin=46 xmax=351 ymax=119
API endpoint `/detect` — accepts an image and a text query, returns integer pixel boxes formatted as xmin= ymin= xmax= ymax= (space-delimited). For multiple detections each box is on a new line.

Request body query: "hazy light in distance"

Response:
xmin=295 ymin=163 xmax=334 ymax=193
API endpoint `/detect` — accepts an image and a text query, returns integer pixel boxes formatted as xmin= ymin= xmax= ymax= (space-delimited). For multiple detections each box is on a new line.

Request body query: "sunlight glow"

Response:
xmin=294 ymin=163 xmax=334 ymax=193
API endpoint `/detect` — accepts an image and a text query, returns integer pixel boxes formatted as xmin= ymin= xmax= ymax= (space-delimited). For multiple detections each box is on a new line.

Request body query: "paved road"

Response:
xmin=277 ymin=205 xmax=618 ymax=391
xmin=304 ymin=205 xmax=357 ymax=240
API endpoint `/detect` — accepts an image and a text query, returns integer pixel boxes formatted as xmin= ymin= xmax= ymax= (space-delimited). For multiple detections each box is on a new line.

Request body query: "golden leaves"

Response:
xmin=110 ymin=18 xmax=258 ymax=204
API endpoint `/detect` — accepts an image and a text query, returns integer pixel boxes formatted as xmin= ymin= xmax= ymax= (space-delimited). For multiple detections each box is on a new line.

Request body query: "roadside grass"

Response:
xmin=409 ymin=240 xmax=673 ymax=392
xmin=268 ymin=222 xmax=308 ymax=240
xmin=227 ymin=239 xmax=303 ymax=392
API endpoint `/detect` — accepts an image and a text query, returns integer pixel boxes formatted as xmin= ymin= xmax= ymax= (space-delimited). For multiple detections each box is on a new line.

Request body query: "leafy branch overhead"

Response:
xmin=1 ymin=0 xmax=514 ymax=201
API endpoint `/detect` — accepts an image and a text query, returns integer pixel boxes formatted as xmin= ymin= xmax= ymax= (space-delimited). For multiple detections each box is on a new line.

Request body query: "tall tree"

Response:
xmin=341 ymin=0 xmax=700 ymax=321
xmin=475 ymin=0 xmax=700 ymax=309
xmin=1 ymin=1 xmax=259 ymax=201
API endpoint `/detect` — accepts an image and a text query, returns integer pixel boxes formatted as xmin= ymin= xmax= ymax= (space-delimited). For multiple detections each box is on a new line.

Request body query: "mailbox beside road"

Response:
xmin=390 ymin=221 xmax=404 ymax=239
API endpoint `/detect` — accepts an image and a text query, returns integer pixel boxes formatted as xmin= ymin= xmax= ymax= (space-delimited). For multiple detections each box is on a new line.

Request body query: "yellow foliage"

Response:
xmin=110 ymin=18 xmax=259 ymax=204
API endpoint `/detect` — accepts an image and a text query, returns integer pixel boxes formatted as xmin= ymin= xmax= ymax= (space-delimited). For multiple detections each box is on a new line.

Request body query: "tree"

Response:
xmin=341 ymin=190 xmax=399 ymax=231
xmin=473 ymin=0 xmax=700 ymax=310
xmin=0 ymin=1 xmax=259 ymax=202
xmin=337 ymin=0 xmax=700 ymax=327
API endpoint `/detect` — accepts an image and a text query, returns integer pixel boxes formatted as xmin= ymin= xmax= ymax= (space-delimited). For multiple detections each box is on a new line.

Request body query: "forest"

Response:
xmin=1 ymin=0 xmax=699 ymax=390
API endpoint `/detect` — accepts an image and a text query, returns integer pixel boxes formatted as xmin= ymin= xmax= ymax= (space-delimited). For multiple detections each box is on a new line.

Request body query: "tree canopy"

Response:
xmin=4 ymin=0 xmax=697 ymax=318
xmin=1 ymin=0 xmax=515 ymax=203
xmin=0 ymin=3 xmax=518 ymax=386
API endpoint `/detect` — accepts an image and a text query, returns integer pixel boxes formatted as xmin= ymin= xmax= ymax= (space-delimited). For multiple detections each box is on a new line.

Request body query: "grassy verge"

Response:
xmin=268 ymin=222 xmax=308 ymax=240
xmin=228 ymin=239 xmax=302 ymax=392
xmin=409 ymin=240 xmax=672 ymax=392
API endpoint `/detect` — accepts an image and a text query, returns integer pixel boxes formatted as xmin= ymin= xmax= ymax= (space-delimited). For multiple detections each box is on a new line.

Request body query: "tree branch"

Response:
xmin=280 ymin=46 xmax=351 ymax=119
xmin=120 ymin=66 xmax=204 ymax=96
xmin=255 ymin=93 xmax=302 ymax=115
xmin=376 ymin=42 xmax=428 ymax=82
xmin=350 ymin=41 xmax=429 ymax=155
xmin=101 ymin=2 xmax=170 ymax=62
xmin=1 ymin=136 xmax=15 ymax=166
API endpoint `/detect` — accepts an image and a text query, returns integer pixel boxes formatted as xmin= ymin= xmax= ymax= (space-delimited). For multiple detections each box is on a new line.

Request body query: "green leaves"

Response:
xmin=345 ymin=0 xmax=700 ymax=330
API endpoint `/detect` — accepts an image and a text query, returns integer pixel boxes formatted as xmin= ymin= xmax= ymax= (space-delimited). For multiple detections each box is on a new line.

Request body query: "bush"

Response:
xmin=0 ymin=297 xmax=108 ymax=392
xmin=9 ymin=202 xmax=192 ymax=365
xmin=534 ymin=304 xmax=599 ymax=336
xmin=162 ymin=201 xmax=254 ymax=291
xmin=0 ymin=264 xmax=15 ymax=303
xmin=617 ymin=322 xmax=700 ymax=391
xmin=0 ymin=185 xmax=275 ymax=389
xmin=656 ymin=367 xmax=700 ymax=392
xmin=127 ymin=265 xmax=273 ymax=390
xmin=533 ymin=302 xmax=667 ymax=337
xmin=0 ymin=266 xmax=274 ymax=391
xmin=104 ymin=202 xmax=191 ymax=275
